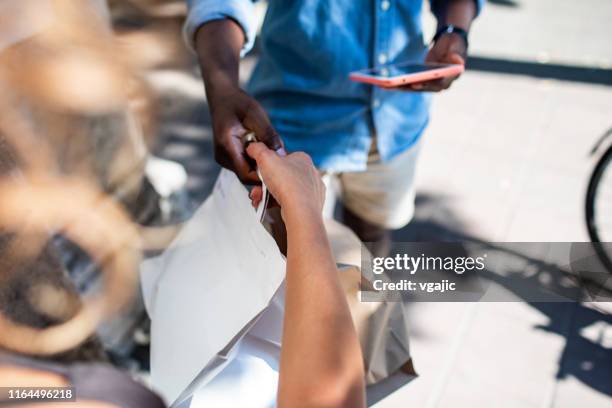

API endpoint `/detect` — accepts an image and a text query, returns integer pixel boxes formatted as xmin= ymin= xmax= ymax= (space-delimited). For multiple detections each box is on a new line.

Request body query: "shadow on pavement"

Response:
xmin=467 ymin=56 xmax=612 ymax=86
xmin=153 ymin=86 xmax=219 ymax=205
xmin=388 ymin=192 xmax=612 ymax=400
xmin=487 ymin=0 xmax=521 ymax=8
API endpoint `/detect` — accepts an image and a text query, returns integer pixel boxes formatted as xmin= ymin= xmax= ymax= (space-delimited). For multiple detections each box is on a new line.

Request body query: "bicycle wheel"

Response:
xmin=586 ymin=143 xmax=612 ymax=274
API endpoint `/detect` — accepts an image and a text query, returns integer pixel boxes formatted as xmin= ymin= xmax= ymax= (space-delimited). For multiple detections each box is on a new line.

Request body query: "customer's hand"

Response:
xmin=209 ymin=87 xmax=285 ymax=184
xmin=246 ymin=142 xmax=325 ymax=221
xmin=406 ymin=33 xmax=466 ymax=92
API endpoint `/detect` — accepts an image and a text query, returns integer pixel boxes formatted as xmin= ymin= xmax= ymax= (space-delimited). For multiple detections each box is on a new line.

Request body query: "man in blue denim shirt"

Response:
xmin=185 ymin=0 xmax=482 ymax=254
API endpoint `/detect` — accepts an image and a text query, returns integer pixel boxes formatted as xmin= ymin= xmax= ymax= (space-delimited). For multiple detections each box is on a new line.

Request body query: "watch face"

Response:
xmin=435 ymin=25 xmax=469 ymax=48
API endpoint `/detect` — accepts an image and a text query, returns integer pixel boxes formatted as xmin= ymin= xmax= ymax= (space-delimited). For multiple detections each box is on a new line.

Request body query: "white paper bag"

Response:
xmin=140 ymin=169 xmax=286 ymax=405
xmin=187 ymin=284 xmax=284 ymax=407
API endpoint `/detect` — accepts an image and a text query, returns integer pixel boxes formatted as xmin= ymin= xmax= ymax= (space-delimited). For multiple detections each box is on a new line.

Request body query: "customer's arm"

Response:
xmin=188 ymin=0 xmax=284 ymax=184
xmin=246 ymin=143 xmax=366 ymax=408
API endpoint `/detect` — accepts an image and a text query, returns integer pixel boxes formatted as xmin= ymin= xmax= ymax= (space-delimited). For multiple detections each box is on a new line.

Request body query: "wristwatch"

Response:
xmin=432 ymin=24 xmax=469 ymax=50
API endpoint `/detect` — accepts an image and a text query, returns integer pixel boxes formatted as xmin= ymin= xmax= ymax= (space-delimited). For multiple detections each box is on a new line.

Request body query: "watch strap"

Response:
xmin=433 ymin=24 xmax=469 ymax=49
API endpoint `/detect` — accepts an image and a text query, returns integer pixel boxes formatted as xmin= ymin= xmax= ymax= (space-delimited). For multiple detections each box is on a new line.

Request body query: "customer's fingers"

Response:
xmin=224 ymin=133 xmax=260 ymax=184
xmin=242 ymin=102 xmax=285 ymax=152
xmin=246 ymin=142 xmax=279 ymax=168
xmin=250 ymin=186 xmax=263 ymax=208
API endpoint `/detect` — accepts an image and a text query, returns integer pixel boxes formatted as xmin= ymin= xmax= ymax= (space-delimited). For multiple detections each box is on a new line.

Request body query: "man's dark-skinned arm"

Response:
xmin=194 ymin=19 xmax=284 ymax=184
xmin=409 ymin=0 xmax=478 ymax=92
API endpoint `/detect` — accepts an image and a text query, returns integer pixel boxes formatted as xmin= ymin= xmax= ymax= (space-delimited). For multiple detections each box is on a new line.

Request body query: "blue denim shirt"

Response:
xmin=185 ymin=0 xmax=483 ymax=171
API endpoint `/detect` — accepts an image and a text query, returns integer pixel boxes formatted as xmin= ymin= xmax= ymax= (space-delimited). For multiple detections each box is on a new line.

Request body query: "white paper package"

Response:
xmin=140 ymin=169 xmax=286 ymax=405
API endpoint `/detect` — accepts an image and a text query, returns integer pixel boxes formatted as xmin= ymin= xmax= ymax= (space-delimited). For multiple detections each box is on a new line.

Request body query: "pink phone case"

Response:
xmin=349 ymin=64 xmax=464 ymax=87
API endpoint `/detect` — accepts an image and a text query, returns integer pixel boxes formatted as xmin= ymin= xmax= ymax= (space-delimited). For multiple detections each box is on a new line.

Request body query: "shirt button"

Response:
xmin=378 ymin=53 xmax=387 ymax=64
xmin=373 ymin=99 xmax=381 ymax=108
xmin=381 ymin=0 xmax=390 ymax=11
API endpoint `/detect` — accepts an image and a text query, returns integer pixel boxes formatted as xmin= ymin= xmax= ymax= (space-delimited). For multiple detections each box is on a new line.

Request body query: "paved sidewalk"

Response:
xmin=366 ymin=62 xmax=612 ymax=407
xmin=374 ymin=1 xmax=612 ymax=406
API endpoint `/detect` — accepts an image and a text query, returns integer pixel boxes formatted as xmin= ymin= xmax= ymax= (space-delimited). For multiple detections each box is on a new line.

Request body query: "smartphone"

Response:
xmin=349 ymin=62 xmax=464 ymax=87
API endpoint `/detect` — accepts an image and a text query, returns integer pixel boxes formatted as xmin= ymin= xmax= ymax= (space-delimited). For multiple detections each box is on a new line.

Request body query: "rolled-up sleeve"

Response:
xmin=184 ymin=0 xmax=257 ymax=56
xmin=430 ymin=0 xmax=485 ymax=21
xmin=472 ymin=0 xmax=485 ymax=17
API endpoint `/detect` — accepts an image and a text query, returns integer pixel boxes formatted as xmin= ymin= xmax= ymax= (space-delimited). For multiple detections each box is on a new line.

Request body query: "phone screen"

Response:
xmin=364 ymin=63 xmax=450 ymax=78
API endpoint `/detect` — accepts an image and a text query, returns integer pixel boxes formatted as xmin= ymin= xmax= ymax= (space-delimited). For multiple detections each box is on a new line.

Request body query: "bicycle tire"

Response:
xmin=585 ymin=143 xmax=612 ymax=274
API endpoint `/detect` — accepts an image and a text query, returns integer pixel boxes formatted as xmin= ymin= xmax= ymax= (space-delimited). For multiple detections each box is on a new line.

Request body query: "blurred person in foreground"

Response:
xmin=1 ymin=145 xmax=365 ymax=408
xmin=187 ymin=0 xmax=482 ymax=255
xmin=0 ymin=0 xmax=363 ymax=406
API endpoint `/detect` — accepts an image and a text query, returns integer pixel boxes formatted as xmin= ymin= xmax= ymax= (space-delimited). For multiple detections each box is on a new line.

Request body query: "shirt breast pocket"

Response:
xmin=264 ymin=0 xmax=371 ymax=81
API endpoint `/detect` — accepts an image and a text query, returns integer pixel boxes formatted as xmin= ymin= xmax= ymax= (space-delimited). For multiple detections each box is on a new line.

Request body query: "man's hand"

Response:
xmin=209 ymin=86 xmax=284 ymax=184
xmin=406 ymin=33 xmax=466 ymax=92
xmin=406 ymin=0 xmax=476 ymax=92
xmin=194 ymin=19 xmax=284 ymax=184
xmin=246 ymin=142 xmax=325 ymax=223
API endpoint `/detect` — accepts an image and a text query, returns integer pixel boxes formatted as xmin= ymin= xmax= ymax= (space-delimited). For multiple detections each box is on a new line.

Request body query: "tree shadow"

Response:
xmin=383 ymin=192 xmax=612 ymax=401
xmin=487 ymin=0 xmax=521 ymax=8
xmin=467 ymin=56 xmax=612 ymax=86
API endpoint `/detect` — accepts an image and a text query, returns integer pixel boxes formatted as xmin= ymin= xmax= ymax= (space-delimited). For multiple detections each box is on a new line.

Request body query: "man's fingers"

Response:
xmin=425 ymin=47 xmax=442 ymax=64
xmin=409 ymin=78 xmax=445 ymax=92
xmin=258 ymin=125 xmax=283 ymax=152
xmin=406 ymin=69 xmax=460 ymax=92
xmin=446 ymin=52 xmax=465 ymax=66
xmin=404 ymin=39 xmax=465 ymax=93
xmin=212 ymin=117 xmax=260 ymax=183
xmin=242 ymin=101 xmax=284 ymax=151
xmin=225 ymin=136 xmax=260 ymax=184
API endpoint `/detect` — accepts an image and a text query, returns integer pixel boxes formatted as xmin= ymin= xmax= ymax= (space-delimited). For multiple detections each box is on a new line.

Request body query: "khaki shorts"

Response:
xmin=322 ymin=141 xmax=420 ymax=230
